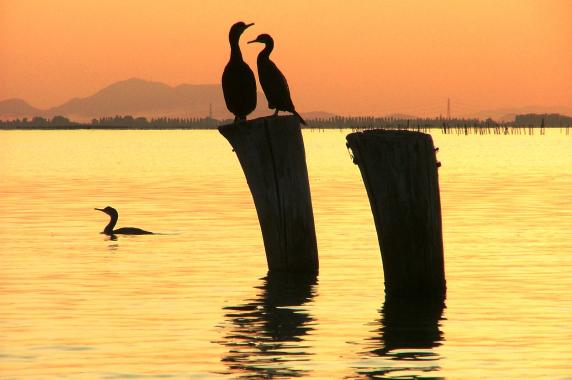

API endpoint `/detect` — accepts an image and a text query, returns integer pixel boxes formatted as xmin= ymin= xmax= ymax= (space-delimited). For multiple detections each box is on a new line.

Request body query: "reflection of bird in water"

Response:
xmin=95 ymin=206 xmax=153 ymax=236
xmin=248 ymin=34 xmax=306 ymax=125
xmin=222 ymin=21 xmax=257 ymax=122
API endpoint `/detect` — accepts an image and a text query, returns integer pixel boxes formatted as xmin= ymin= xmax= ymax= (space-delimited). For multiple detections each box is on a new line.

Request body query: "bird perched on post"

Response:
xmin=222 ymin=21 xmax=257 ymax=122
xmin=248 ymin=33 xmax=306 ymax=125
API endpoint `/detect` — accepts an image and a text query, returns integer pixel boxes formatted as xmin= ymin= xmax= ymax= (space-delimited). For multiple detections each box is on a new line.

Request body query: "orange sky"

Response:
xmin=1 ymin=0 xmax=571 ymax=117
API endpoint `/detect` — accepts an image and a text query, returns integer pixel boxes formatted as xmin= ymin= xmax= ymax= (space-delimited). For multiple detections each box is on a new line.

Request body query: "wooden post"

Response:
xmin=346 ymin=129 xmax=445 ymax=298
xmin=219 ymin=115 xmax=319 ymax=273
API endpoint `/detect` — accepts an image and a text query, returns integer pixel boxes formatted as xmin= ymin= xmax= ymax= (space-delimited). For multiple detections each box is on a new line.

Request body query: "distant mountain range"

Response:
xmin=0 ymin=78 xmax=335 ymax=121
xmin=0 ymin=78 xmax=570 ymax=121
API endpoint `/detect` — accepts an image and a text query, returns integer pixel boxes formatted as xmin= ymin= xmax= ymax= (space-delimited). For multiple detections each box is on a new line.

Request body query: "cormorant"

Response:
xmin=248 ymin=34 xmax=306 ymax=125
xmin=95 ymin=206 xmax=153 ymax=236
xmin=222 ymin=21 xmax=257 ymax=122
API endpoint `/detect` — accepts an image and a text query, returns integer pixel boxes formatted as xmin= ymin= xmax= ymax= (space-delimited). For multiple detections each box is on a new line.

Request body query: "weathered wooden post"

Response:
xmin=219 ymin=115 xmax=319 ymax=273
xmin=346 ymin=129 xmax=445 ymax=298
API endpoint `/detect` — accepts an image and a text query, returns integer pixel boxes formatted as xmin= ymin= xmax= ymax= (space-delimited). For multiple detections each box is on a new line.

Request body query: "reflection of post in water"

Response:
xmin=216 ymin=273 xmax=317 ymax=378
xmin=356 ymin=297 xmax=445 ymax=379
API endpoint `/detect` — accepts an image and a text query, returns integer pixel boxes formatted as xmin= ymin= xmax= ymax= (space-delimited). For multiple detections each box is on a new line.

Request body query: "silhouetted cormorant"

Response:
xmin=248 ymin=34 xmax=306 ymax=125
xmin=222 ymin=21 xmax=257 ymax=122
xmin=95 ymin=206 xmax=153 ymax=236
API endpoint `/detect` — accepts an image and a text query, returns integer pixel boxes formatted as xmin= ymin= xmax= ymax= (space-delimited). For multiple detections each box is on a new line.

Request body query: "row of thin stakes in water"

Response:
xmin=302 ymin=122 xmax=570 ymax=135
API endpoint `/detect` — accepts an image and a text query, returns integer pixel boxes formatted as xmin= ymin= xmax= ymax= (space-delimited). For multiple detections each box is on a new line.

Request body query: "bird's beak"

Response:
xmin=94 ymin=208 xmax=104 ymax=212
xmin=247 ymin=38 xmax=260 ymax=44
xmin=245 ymin=22 xmax=254 ymax=29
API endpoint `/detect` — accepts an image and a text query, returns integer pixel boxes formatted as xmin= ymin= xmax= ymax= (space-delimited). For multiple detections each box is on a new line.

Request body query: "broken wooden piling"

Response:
xmin=346 ymin=129 xmax=446 ymax=298
xmin=219 ymin=115 xmax=319 ymax=274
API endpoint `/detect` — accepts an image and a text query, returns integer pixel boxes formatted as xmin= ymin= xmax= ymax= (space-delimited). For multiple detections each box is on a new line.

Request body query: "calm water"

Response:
xmin=1 ymin=129 xmax=571 ymax=379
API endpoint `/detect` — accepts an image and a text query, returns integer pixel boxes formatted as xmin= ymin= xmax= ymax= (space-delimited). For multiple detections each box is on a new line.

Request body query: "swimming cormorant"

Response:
xmin=248 ymin=33 xmax=306 ymax=125
xmin=95 ymin=206 xmax=153 ymax=236
xmin=222 ymin=21 xmax=257 ymax=122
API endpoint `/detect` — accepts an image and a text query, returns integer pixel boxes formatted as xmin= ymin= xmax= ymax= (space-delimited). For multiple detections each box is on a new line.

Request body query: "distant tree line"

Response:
xmin=514 ymin=113 xmax=572 ymax=127
xmin=0 ymin=115 xmax=76 ymax=127
xmin=90 ymin=115 xmax=221 ymax=129
xmin=1 ymin=113 xmax=570 ymax=129
xmin=0 ymin=115 xmax=222 ymax=129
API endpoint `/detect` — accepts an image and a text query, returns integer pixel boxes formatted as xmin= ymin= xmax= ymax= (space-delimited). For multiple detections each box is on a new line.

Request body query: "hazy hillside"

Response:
xmin=0 ymin=99 xmax=42 ymax=118
xmin=2 ymin=78 xmax=570 ymax=122
xmin=46 ymin=78 xmax=271 ymax=120
xmin=0 ymin=78 xmax=270 ymax=121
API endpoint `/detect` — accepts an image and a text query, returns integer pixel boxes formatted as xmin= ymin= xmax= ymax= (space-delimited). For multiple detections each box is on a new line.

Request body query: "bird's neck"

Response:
xmin=259 ymin=42 xmax=274 ymax=58
xmin=230 ymin=38 xmax=243 ymax=60
xmin=104 ymin=214 xmax=118 ymax=235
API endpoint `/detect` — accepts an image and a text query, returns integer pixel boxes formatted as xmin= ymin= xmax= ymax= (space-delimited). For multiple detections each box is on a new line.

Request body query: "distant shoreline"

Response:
xmin=1 ymin=113 xmax=571 ymax=131
xmin=0 ymin=124 xmax=567 ymax=131
xmin=0 ymin=125 xmax=220 ymax=131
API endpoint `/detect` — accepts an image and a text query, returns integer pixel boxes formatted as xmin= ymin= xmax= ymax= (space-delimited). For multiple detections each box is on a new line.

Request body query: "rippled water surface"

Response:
xmin=1 ymin=129 xmax=571 ymax=379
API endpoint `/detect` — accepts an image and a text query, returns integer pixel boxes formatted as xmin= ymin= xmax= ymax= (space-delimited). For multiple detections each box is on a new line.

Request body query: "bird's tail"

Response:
xmin=294 ymin=110 xmax=307 ymax=126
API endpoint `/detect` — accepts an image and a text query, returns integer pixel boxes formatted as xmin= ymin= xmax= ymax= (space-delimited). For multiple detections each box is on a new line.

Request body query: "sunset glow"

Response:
xmin=1 ymin=0 xmax=571 ymax=116
xmin=2 ymin=2 xmax=572 ymax=378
